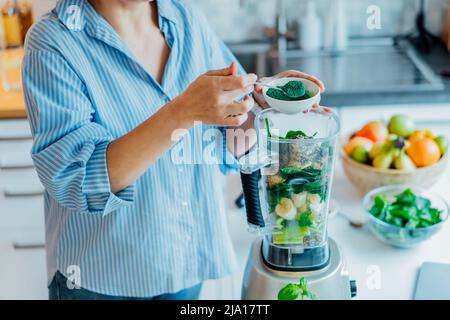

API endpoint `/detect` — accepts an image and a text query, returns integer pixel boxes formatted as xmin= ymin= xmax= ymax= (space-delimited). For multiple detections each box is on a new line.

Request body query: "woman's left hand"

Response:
xmin=253 ymin=70 xmax=327 ymax=110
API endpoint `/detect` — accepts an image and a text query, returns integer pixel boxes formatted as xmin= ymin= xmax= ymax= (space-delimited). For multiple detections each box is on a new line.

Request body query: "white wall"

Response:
xmin=31 ymin=0 xmax=57 ymax=21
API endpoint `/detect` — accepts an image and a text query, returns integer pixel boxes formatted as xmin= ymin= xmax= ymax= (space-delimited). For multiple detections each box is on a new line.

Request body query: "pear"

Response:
xmin=369 ymin=142 xmax=384 ymax=159
xmin=394 ymin=151 xmax=416 ymax=171
xmin=275 ymin=198 xmax=297 ymax=220
xmin=373 ymin=150 xmax=394 ymax=169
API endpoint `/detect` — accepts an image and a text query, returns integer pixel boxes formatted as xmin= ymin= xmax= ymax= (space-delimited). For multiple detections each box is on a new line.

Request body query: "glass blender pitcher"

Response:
xmin=239 ymin=108 xmax=340 ymax=271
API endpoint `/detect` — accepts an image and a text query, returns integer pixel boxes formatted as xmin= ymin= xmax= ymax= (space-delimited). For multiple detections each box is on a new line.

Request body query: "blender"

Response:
xmin=239 ymin=108 xmax=356 ymax=300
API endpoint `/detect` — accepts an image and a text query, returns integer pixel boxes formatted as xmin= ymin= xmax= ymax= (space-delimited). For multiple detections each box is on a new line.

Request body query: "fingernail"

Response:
xmin=229 ymin=61 xmax=238 ymax=75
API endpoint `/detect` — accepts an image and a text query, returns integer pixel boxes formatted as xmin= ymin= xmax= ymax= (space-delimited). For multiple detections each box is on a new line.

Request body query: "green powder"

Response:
xmin=282 ymin=81 xmax=306 ymax=98
xmin=267 ymin=81 xmax=311 ymax=101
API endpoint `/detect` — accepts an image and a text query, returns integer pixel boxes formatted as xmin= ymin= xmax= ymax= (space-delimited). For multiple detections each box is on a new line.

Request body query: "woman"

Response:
xmin=22 ymin=0 xmax=325 ymax=300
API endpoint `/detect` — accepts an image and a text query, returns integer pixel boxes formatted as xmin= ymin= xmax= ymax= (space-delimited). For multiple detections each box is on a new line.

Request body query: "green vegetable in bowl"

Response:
xmin=267 ymin=81 xmax=312 ymax=101
xmin=369 ymin=188 xmax=443 ymax=229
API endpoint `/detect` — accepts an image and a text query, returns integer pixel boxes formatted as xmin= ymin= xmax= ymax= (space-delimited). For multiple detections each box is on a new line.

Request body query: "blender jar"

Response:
xmin=239 ymin=108 xmax=340 ymax=270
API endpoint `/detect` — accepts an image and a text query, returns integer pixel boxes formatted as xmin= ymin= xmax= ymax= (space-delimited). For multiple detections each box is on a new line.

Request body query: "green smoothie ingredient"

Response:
xmin=278 ymin=278 xmax=316 ymax=300
xmin=264 ymin=119 xmax=318 ymax=140
xmin=369 ymin=188 xmax=443 ymax=229
xmin=267 ymin=80 xmax=312 ymax=101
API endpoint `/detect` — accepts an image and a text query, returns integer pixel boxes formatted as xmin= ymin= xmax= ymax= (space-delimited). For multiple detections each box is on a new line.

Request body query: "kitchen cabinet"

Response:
xmin=0 ymin=241 xmax=47 ymax=300
xmin=0 ymin=118 xmax=46 ymax=300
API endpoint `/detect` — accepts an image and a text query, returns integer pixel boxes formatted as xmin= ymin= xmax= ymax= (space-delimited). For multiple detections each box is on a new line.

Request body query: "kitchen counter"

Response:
xmin=0 ymin=88 xmax=26 ymax=119
xmin=0 ymin=48 xmax=26 ymax=119
xmin=222 ymin=158 xmax=450 ymax=300
xmin=329 ymin=159 xmax=450 ymax=299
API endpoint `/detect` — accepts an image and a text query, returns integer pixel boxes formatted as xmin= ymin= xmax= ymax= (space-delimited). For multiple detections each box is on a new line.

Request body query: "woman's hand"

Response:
xmin=175 ymin=62 xmax=257 ymax=127
xmin=253 ymin=70 xmax=326 ymax=109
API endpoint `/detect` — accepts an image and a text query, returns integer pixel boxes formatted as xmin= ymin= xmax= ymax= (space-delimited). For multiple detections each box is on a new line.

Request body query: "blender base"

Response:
xmin=241 ymin=237 xmax=356 ymax=300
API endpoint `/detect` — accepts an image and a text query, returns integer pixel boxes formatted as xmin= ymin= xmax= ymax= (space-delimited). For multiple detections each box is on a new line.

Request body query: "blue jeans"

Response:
xmin=48 ymin=271 xmax=202 ymax=300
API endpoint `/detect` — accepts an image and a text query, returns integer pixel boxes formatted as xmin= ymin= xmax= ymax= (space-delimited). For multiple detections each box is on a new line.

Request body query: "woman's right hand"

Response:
xmin=174 ymin=62 xmax=257 ymax=127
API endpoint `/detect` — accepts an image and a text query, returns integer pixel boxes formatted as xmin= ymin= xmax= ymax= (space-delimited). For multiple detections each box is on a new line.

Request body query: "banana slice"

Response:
xmin=307 ymin=193 xmax=321 ymax=204
xmin=275 ymin=198 xmax=297 ymax=221
xmin=310 ymin=202 xmax=324 ymax=218
xmin=292 ymin=191 xmax=307 ymax=208
xmin=298 ymin=203 xmax=309 ymax=214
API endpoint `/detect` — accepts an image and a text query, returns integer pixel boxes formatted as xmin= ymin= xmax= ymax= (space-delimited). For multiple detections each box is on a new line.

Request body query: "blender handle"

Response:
xmin=240 ymin=170 xmax=265 ymax=228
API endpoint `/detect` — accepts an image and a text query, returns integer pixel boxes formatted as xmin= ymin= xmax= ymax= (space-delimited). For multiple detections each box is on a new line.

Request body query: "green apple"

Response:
xmin=351 ymin=146 xmax=370 ymax=164
xmin=435 ymin=136 xmax=449 ymax=155
xmin=388 ymin=115 xmax=415 ymax=137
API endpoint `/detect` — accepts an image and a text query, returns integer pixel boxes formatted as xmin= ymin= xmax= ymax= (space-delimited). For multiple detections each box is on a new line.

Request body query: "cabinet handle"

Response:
xmin=0 ymin=136 xmax=32 ymax=141
xmin=0 ymin=163 xmax=35 ymax=170
xmin=12 ymin=242 xmax=45 ymax=250
xmin=4 ymin=189 xmax=44 ymax=198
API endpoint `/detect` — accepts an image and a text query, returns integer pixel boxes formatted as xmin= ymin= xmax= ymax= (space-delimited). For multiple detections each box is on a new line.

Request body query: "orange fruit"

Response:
xmin=355 ymin=121 xmax=389 ymax=143
xmin=344 ymin=137 xmax=374 ymax=155
xmin=406 ymin=138 xmax=441 ymax=167
xmin=409 ymin=130 xmax=435 ymax=142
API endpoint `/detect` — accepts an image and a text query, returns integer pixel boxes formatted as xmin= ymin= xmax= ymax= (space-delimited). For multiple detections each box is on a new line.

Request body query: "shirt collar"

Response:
xmin=54 ymin=0 xmax=179 ymax=32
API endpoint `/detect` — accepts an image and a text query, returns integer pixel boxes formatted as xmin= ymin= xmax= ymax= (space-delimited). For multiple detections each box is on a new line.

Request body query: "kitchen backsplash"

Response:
xmin=195 ymin=0 xmax=449 ymax=42
xmin=30 ymin=0 xmax=449 ymax=43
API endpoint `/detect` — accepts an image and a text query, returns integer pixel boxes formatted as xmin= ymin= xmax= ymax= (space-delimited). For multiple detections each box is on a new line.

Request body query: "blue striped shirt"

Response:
xmin=22 ymin=0 xmax=241 ymax=297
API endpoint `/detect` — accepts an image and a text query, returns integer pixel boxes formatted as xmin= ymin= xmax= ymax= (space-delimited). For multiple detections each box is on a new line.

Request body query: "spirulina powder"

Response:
xmin=267 ymin=81 xmax=310 ymax=101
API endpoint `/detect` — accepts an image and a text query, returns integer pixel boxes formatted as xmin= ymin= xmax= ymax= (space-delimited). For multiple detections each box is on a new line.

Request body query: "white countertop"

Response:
xmin=219 ymin=159 xmax=450 ymax=300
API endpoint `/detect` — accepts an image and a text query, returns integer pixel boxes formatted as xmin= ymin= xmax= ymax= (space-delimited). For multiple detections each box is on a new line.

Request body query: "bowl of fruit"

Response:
xmin=342 ymin=114 xmax=449 ymax=193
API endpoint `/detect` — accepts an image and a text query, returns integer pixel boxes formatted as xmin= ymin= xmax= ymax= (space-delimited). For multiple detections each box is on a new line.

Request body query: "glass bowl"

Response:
xmin=362 ymin=185 xmax=449 ymax=248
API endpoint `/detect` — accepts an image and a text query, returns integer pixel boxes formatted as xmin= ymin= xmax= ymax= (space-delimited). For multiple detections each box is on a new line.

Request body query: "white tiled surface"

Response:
xmin=195 ymin=0 xmax=448 ymax=42
xmin=30 ymin=0 xmax=448 ymax=43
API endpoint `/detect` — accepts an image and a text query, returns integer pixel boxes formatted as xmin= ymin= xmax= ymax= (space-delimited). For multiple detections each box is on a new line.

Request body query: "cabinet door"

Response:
xmin=0 ymin=139 xmax=34 ymax=169
xmin=0 ymin=120 xmax=32 ymax=140
xmin=0 ymin=168 xmax=45 ymax=242
xmin=0 ymin=241 xmax=47 ymax=300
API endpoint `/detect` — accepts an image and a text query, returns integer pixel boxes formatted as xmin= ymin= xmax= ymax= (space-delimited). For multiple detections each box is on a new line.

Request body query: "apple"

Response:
xmin=355 ymin=121 xmax=389 ymax=143
xmin=435 ymin=136 xmax=449 ymax=155
xmin=351 ymin=146 xmax=370 ymax=164
xmin=388 ymin=115 xmax=415 ymax=137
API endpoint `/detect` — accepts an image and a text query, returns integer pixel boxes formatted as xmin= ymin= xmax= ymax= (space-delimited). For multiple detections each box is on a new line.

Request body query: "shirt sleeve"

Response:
xmin=22 ymin=50 xmax=135 ymax=216
xmin=191 ymin=7 xmax=245 ymax=175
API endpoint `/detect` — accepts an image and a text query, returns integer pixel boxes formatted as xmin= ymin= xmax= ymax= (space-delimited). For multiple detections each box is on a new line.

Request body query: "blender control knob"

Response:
xmin=350 ymin=280 xmax=357 ymax=298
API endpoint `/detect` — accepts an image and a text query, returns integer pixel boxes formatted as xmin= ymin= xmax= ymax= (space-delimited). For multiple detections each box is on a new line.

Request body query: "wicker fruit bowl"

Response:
xmin=341 ymin=149 xmax=449 ymax=194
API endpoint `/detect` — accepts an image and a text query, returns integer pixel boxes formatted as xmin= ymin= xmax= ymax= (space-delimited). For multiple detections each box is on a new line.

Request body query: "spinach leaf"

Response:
xmin=368 ymin=188 xmax=443 ymax=230
xmin=283 ymin=130 xmax=318 ymax=140
xmin=298 ymin=209 xmax=314 ymax=227
xmin=395 ymin=189 xmax=416 ymax=206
